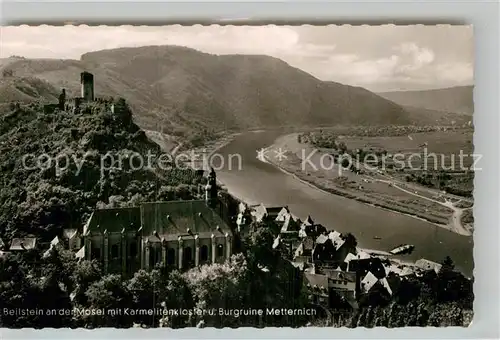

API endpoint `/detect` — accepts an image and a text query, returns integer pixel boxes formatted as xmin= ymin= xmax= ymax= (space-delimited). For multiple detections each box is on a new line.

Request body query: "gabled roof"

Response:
xmin=238 ymin=202 xmax=248 ymax=214
xmin=327 ymin=270 xmax=356 ymax=283
xmin=50 ymin=236 xmax=60 ymax=246
xmin=415 ymin=258 xmax=442 ymax=273
xmin=140 ymin=200 xmax=232 ymax=241
xmin=328 ymin=231 xmax=341 ymax=242
xmin=356 ymin=250 xmax=371 ymax=260
xmin=75 ymin=246 xmax=85 ymax=259
xmin=63 ymin=229 xmax=79 ymax=239
xmin=275 ymin=207 xmax=291 ymax=222
xmin=84 ymin=207 xmax=141 ymax=235
xmin=344 ymin=253 xmax=357 ymax=263
xmin=379 ymin=277 xmax=393 ymax=296
xmin=316 ymin=234 xmax=329 ymax=245
xmin=9 ymin=237 xmax=37 ymax=251
xmin=252 ymin=204 xmax=268 ymax=222
xmin=280 ymin=213 xmax=300 ymax=233
xmin=361 ymin=271 xmax=378 ymax=292
xmin=304 ymin=273 xmax=329 ymax=290
xmin=272 ymin=236 xmax=280 ymax=249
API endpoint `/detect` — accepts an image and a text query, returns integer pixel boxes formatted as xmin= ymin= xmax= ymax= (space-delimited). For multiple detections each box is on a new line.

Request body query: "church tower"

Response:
xmin=205 ymin=167 xmax=218 ymax=208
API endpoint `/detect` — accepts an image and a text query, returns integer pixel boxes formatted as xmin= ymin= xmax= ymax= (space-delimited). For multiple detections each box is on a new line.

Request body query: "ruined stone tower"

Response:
xmin=80 ymin=72 xmax=94 ymax=102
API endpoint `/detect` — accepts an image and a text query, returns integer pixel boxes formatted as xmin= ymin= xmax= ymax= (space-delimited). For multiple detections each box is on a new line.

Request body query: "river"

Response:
xmin=213 ymin=130 xmax=474 ymax=276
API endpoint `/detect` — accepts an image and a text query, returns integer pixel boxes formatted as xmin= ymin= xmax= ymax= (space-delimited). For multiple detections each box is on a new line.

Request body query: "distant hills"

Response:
xmin=378 ymin=86 xmax=474 ymax=115
xmin=0 ymin=46 xmax=472 ymax=146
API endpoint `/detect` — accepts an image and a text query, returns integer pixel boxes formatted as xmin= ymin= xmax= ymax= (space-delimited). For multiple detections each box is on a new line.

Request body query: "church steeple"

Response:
xmin=205 ymin=167 xmax=218 ymax=208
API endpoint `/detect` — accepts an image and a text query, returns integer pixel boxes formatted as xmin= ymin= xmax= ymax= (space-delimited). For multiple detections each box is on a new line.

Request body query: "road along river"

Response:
xmin=213 ymin=130 xmax=474 ymax=277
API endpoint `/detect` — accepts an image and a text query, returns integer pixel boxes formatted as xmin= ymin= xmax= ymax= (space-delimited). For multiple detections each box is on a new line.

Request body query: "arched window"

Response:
xmin=91 ymin=247 xmax=101 ymax=260
xmin=167 ymin=248 xmax=175 ymax=265
xmin=130 ymin=241 xmax=137 ymax=258
xmin=217 ymin=244 xmax=224 ymax=257
xmin=200 ymin=245 xmax=209 ymax=262
xmin=155 ymin=247 xmax=162 ymax=265
xmin=111 ymin=244 xmax=119 ymax=259
xmin=184 ymin=247 xmax=193 ymax=267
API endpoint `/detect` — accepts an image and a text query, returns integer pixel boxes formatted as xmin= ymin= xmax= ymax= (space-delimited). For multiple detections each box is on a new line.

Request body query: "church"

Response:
xmin=78 ymin=169 xmax=234 ymax=276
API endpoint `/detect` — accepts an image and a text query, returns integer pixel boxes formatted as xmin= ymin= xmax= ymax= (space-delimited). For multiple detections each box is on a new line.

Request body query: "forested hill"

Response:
xmin=0 ymin=99 xmax=199 ymax=241
xmin=378 ymin=86 xmax=474 ymax=115
xmin=1 ymin=46 xmax=415 ymax=147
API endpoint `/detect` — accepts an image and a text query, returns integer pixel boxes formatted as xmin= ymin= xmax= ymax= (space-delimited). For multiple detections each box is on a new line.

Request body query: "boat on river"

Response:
xmin=390 ymin=244 xmax=415 ymax=255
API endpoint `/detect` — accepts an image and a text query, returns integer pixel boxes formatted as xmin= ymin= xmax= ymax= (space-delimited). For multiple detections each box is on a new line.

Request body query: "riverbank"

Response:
xmin=261 ymin=133 xmax=472 ymax=237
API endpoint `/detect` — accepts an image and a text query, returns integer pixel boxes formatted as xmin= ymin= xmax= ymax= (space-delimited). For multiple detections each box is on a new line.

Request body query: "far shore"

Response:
xmin=261 ymin=133 xmax=473 ymax=237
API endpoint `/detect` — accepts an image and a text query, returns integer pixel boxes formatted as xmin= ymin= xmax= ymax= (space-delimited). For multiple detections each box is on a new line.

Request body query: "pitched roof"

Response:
xmin=275 ymin=207 xmax=291 ymax=222
xmin=379 ymin=277 xmax=393 ymax=296
xmin=280 ymin=213 xmax=300 ymax=232
xmin=328 ymin=231 xmax=341 ymax=242
xmin=361 ymin=271 xmax=378 ymax=292
xmin=50 ymin=236 xmax=60 ymax=246
xmin=238 ymin=202 xmax=248 ymax=214
xmin=356 ymin=250 xmax=372 ymax=260
xmin=332 ymin=237 xmax=345 ymax=251
xmin=84 ymin=207 xmax=141 ymax=235
xmin=316 ymin=234 xmax=329 ymax=245
xmin=303 ymin=236 xmax=315 ymax=251
xmin=272 ymin=236 xmax=280 ymax=249
xmin=75 ymin=246 xmax=85 ymax=259
xmin=304 ymin=273 xmax=329 ymax=290
xmin=252 ymin=204 xmax=268 ymax=222
xmin=326 ymin=270 xmax=356 ymax=283
xmin=63 ymin=229 xmax=78 ymax=239
xmin=140 ymin=200 xmax=232 ymax=241
xmin=9 ymin=237 xmax=37 ymax=251
xmin=344 ymin=253 xmax=357 ymax=263
xmin=415 ymin=258 xmax=442 ymax=273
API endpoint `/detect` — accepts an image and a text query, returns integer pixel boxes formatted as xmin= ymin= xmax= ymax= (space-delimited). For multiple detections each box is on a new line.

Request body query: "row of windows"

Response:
xmin=331 ymin=280 xmax=350 ymax=286
xmin=92 ymin=243 xmax=225 ymax=262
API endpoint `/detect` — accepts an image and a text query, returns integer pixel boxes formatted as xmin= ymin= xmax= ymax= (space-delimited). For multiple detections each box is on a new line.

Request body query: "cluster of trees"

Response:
xmin=0 ymin=99 xmax=200 ymax=241
xmin=405 ymin=171 xmax=473 ymax=197
xmin=298 ymin=131 xmax=347 ymax=153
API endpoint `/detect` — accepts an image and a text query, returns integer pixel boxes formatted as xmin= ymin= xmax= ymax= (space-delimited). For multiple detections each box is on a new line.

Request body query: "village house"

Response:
xmin=9 ymin=237 xmax=37 ymax=251
xmin=304 ymin=269 xmax=358 ymax=310
xmin=251 ymin=204 xmax=286 ymax=223
xmin=415 ymin=258 xmax=442 ymax=274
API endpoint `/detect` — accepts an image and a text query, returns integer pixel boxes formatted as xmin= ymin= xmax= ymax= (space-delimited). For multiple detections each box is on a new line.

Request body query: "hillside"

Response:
xmin=0 ymin=99 xmax=199 ymax=241
xmin=1 ymin=46 xmax=416 ymax=147
xmin=378 ymin=86 xmax=474 ymax=115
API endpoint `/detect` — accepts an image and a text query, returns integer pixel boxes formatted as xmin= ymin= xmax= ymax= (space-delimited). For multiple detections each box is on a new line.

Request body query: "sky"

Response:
xmin=0 ymin=25 xmax=473 ymax=92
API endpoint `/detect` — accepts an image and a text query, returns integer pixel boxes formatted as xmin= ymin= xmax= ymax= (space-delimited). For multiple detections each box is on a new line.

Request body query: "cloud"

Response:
xmin=0 ymin=25 xmax=473 ymax=91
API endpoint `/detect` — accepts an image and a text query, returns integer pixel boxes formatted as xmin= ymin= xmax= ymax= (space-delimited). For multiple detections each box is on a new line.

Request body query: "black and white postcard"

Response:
xmin=0 ymin=25 xmax=474 ymax=328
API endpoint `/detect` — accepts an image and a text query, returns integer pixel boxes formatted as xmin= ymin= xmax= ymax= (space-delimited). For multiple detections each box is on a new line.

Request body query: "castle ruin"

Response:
xmin=80 ymin=71 xmax=94 ymax=102
xmin=43 ymin=71 xmax=114 ymax=114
